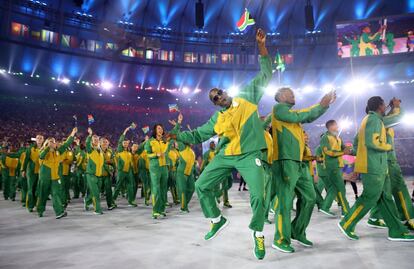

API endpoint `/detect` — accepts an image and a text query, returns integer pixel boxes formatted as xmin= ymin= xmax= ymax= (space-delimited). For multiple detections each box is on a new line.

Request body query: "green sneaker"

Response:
xmin=180 ymin=208 xmax=190 ymax=213
xmin=252 ymin=232 xmax=266 ymax=260
xmin=38 ymin=212 xmax=43 ymax=218
xmin=388 ymin=233 xmax=414 ymax=242
xmin=291 ymin=235 xmax=313 ymax=247
xmin=128 ymin=203 xmax=138 ymax=207
xmin=204 ymin=216 xmax=229 ymax=241
xmin=264 ymin=219 xmax=272 ymax=224
xmin=271 ymin=240 xmax=295 ymax=253
xmin=56 ymin=212 xmax=67 ymax=219
xmin=367 ymin=218 xmax=387 ymax=229
xmin=338 ymin=222 xmax=359 ymax=240
xmin=320 ymin=208 xmax=336 ymax=217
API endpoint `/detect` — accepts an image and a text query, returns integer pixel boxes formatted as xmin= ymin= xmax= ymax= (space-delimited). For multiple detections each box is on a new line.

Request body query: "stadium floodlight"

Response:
xmin=101 ymin=81 xmax=113 ymax=91
xmin=402 ymin=113 xmax=414 ymax=127
xmin=322 ymin=84 xmax=334 ymax=93
xmin=182 ymin=87 xmax=190 ymax=94
xmin=344 ymin=78 xmax=369 ymax=95
xmin=265 ymin=86 xmax=277 ymax=97
xmin=228 ymin=86 xmax=239 ymax=97
xmin=61 ymin=78 xmax=70 ymax=84
xmin=302 ymin=85 xmax=315 ymax=94
xmin=339 ymin=117 xmax=353 ymax=130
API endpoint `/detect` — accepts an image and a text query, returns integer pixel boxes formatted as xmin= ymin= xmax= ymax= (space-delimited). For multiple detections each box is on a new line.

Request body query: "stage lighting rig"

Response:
xmin=195 ymin=0 xmax=205 ymax=29
xmin=305 ymin=0 xmax=315 ymax=32
xmin=73 ymin=0 xmax=84 ymax=8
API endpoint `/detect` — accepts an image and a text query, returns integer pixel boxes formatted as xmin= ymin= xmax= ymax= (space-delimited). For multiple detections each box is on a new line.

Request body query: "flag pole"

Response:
xmin=278 ymin=69 xmax=281 ymax=85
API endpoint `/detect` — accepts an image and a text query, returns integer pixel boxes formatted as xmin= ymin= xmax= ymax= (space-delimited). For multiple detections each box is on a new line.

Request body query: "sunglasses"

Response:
xmin=212 ymin=89 xmax=224 ymax=103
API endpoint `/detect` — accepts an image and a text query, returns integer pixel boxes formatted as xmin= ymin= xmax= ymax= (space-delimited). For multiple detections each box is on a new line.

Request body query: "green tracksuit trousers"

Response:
xmin=73 ymin=170 xmax=86 ymax=198
xmin=113 ymin=170 xmax=136 ymax=205
xmin=3 ymin=174 xmax=17 ymax=201
xmin=167 ymin=170 xmax=178 ymax=204
xmin=176 ymin=170 xmax=195 ymax=211
xmin=370 ymin=160 xmax=414 ymax=222
xmin=321 ymin=167 xmax=350 ymax=214
xmin=340 ymin=173 xmax=409 ymax=237
xmin=263 ymin=163 xmax=275 ymax=221
xmin=149 ymin=165 xmax=168 ymax=214
xmin=61 ymin=174 xmax=72 ymax=205
xmin=132 ymin=172 xmax=140 ymax=201
xmin=26 ymin=171 xmax=39 ymax=210
xmin=139 ymin=169 xmax=151 ymax=204
xmin=388 ymin=161 xmax=414 ymax=221
xmin=36 ymin=178 xmax=64 ymax=216
xmin=19 ymin=175 xmax=27 ymax=206
xmin=100 ymin=175 xmax=115 ymax=208
xmin=273 ymin=160 xmax=316 ymax=245
xmin=85 ymin=174 xmax=103 ymax=213
xmin=196 ymin=151 xmax=265 ymax=232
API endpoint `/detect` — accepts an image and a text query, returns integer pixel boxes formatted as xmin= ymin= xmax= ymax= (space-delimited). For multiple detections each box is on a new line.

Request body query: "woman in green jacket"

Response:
xmin=145 ymin=124 xmax=172 ymax=219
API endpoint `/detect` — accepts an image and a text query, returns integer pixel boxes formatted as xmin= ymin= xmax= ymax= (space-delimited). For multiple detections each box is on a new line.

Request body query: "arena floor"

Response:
xmin=1 ymin=182 xmax=414 ymax=269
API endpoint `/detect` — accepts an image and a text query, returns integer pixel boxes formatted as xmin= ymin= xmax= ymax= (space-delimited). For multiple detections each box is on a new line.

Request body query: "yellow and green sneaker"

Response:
xmin=252 ymin=232 xmax=266 ymax=260
xmin=152 ymin=212 xmax=161 ymax=219
xmin=338 ymin=222 xmax=359 ymax=240
xmin=271 ymin=240 xmax=295 ymax=253
xmin=204 ymin=216 xmax=228 ymax=241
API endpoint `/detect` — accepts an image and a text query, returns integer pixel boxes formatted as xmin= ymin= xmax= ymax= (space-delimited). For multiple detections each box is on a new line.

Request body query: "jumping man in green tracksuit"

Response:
xmin=338 ymin=96 xmax=414 ymax=242
xmin=271 ymin=87 xmax=335 ymax=253
xmin=319 ymin=120 xmax=351 ymax=217
xmin=169 ymin=29 xmax=271 ymax=260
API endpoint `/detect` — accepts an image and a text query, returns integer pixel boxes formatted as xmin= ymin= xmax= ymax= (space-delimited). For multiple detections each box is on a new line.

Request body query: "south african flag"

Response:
xmin=237 ymin=8 xmax=255 ymax=32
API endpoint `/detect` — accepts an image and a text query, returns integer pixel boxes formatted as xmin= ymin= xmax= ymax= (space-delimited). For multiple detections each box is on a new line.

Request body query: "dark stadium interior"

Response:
xmin=0 ymin=0 xmax=414 ymax=268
